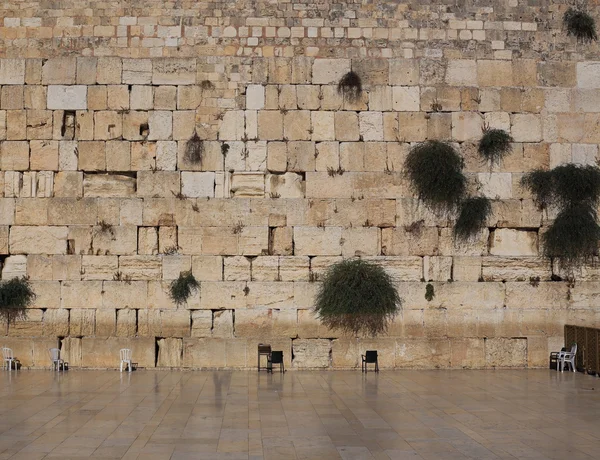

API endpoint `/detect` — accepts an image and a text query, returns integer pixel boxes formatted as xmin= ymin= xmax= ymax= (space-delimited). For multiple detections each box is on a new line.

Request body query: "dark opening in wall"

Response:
xmin=139 ymin=123 xmax=150 ymax=139
xmin=61 ymin=111 xmax=76 ymax=140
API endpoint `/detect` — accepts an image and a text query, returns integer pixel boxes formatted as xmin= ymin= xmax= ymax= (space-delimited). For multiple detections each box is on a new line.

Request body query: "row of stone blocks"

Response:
xmin=2 ymin=58 xmax=599 ymax=89
xmin=0 ymin=335 xmax=562 ymax=369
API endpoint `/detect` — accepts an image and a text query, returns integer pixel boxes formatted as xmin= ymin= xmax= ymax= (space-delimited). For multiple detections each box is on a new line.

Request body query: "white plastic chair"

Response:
xmin=2 ymin=347 xmax=16 ymax=371
xmin=48 ymin=348 xmax=65 ymax=371
xmin=559 ymin=343 xmax=577 ymax=372
xmin=120 ymin=348 xmax=132 ymax=373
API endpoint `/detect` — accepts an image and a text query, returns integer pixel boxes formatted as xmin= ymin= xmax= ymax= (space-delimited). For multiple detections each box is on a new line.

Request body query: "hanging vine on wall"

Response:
xmin=169 ymin=271 xmax=199 ymax=306
xmin=314 ymin=259 xmax=401 ymax=337
xmin=478 ymin=127 xmax=514 ymax=166
xmin=564 ymin=7 xmax=598 ymax=42
xmin=0 ymin=277 xmax=36 ymax=324
xmin=337 ymin=71 xmax=362 ymax=103
xmin=405 ymin=140 xmax=467 ymax=214
xmin=521 ymin=164 xmax=600 ymax=272
xmin=454 ymin=196 xmax=492 ymax=242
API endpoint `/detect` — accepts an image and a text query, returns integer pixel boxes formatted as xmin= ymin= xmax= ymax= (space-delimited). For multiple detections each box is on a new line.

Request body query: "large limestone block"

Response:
xmin=82 ymin=337 xmax=155 ymax=368
xmin=511 ymin=114 xmax=542 ymax=142
xmin=445 ymin=60 xmax=477 ymax=86
xmin=577 ymin=62 xmax=600 ymax=89
xmin=29 ymin=281 xmax=61 ymax=309
xmin=311 ymin=111 xmax=335 ymax=141
xmin=2 ymin=254 xmax=27 ymax=279
xmin=137 ymin=171 xmax=180 ymax=198
xmin=245 ymin=282 xmax=294 ymax=309
xmin=47 ymin=85 xmax=87 ymax=110
xmin=96 ymin=309 xmax=116 ymax=337
xmin=224 ymin=256 xmax=251 ymax=281
xmin=157 ymin=338 xmax=183 ymax=367
xmin=381 ymin=226 xmax=439 ymax=257
xmin=568 ymin=281 xmax=600 ymax=308
xmin=116 ymin=308 xmax=137 ymax=337
xmin=266 ymin=173 xmax=304 ymax=198
xmin=183 ymin=338 xmax=226 ymax=368
xmin=0 ymin=59 xmax=25 ymax=84
xmin=61 ymin=281 xmax=103 ymax=308
xmin=192 ymin=256 xmax=222 ymax=281
xmin=198 ymin=282 xmax=245 ymax=309
xmin=103 ymin=281 xmax=148 ymax=309
xmin=191 ymin=310 xmax=212 ymax=337
xmin=179 ymin=227 xmax=237 ymax=255
xmin=83 ymin=174 xmax=136 ymax=197
xmin=363 ymin=256 xmax=422 ymax=281
xmin=91 ymin=225 xmax=137 ymax=255
xmin=292 ymin=339 xmax=331 ymax=368
xmin=485 ymin=338 xmax=527 ymax=368
xmin=278 ymin=256 xmax=309 ymax=281
xmin=477 ymin=60 xmax=513 ymax=87
xmin=389 ymin=59 xmax=419 ymax=86
xmin=212 ymin=310 xmax=234 ymax=338
xmin=489 ymin=229 xmax=538 ymax=256
xmin=8 ymin=309 xmax=44 ymax=337
xmin=231 ymin=308 xmax=277 ymax=338
xmin=219 ymin=111 xmax=245 ymax=141
xmin=450 ymin=338 xmax=485 ymax=369
xmin=181 ymin=172 xmax=215 ymax=198
xmin=392 ymin=86 xmax=420 ymax=111
xmin=396 ymin=339 xmax=451 ymax=368
xmin=152 ymin=59 xmax=196 ymax=85
xmin=47 ymin=198 xmax=97 ymax=225
xmin=9 ymin=226 xmax=68 ymax=254
xmin=159 ymin=310 xmax=191 ymax=337
xmin=230 ymin=172 xmax=264 ymax=197
xmin=341 ymin=227 xmax=380 ymax=257
xmin=398 ymin=281 xmax=505 ymax=310
xmin=0 ymin=338 xmax=58 ymax=368
xmin=452 ymin=256 xmax=482 ymax=281
xmin=246 ymin=85 xmax=265 ymax=110
xmin=478 ymin=172 xmax=512 ymax=199
xmin=312 ymin=59 xmax=350 ymax=84
xmin=69 ymin=308 xmax=96 ymax=336
xmin=423 ymin=256 xmax=452 ymax=282
xmin=294 ymin=227 xmax=342 ymax=256
xmin=482 ymin=257 xmax=551 ymax=282
xmin=452 ymin=112 xmax=482 ymax=141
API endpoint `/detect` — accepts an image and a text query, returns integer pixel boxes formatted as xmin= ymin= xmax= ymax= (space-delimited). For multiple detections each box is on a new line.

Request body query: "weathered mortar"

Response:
xmin=0 ymin=0 xmax=599 ymax=369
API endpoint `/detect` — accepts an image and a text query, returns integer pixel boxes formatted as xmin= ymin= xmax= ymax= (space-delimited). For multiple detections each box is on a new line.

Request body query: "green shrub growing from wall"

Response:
xmin=0 ymin=277 xmax=35 ymax=324
xmin=564 ymin=8 xmax=597 ymax=42
xmin=405 ymin=141 xmax=467 ymax=214
xmin=169 ymin=271 xmax=199 ymax=306
xmin=454 ymin=196 xmax=492 ymax=242
xmin=314 ymin=259 xmax=401 ymax=337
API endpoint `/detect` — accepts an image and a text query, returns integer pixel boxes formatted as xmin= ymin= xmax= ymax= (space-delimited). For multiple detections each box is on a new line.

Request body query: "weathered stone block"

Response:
xmin=485 ymin=338 xmax=527 ymax=368
xmin=82 ymin=337 xmax=155 ymax=368
xmin=157 ymin=337 xmax=183 ymax=367
xmin=292 ymin=339 xmax=331 ymax=368
xmin=47 ymin=85 xmax=87 ymax=110
xmin=489 ymin=229 xmax=538 ymax=256
xmin=152 ymin=59 xmax=196 ymax=85
xmin=10 ymin=226 xmax=67 ymax=254
xmin=312 ymin=59 xmax=350 ymax=84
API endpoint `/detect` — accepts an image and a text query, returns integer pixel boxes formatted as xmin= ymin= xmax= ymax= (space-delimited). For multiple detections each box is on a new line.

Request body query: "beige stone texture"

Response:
xmin=485 ymin=338 xmax=527 ymax=368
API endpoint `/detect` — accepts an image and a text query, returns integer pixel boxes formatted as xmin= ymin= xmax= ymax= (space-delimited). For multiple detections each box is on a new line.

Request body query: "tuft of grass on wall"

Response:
xmin=454 ymin=196 xmax=492 ymax=242
xmin=564 ymin=8 xmax=598 ymax=42
xmin=169 ymin=271 xmax=199 ymax=306
xmin=0 ymin=277 xmax=36 ymax=324
xmin=405 ymin=141 xmax=467 ymax=214
xmin=478 ymin=128 xmax=513 ymax=166
xmin=543 ymin=203 xmax=600 ymax=271
xmin=314 ymin=259 xmax=401 ymax=337
xmin=337 ymin=71 xmax=362 ymax=103
xmin=551 ymin=164 xmax=600 ymax=208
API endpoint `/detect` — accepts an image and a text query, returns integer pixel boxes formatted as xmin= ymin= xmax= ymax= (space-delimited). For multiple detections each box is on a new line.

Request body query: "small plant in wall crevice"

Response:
xmin=169 ymin=271 xmax=199 ymax=306
xmin=0 ymin=277 xmax=36 ymax=324
xmin=454 ymin=196 xmax=492 ymax=242
xmin=314 ymin=258 xmax=401 ymax=337
xmin=425 ymin=283 xmax=435 ymax=302
xmin=405 ymin=140 xmax=467 ymax=214
xmin=337 ymin=71 xmax=362 ymax=103
xmin=184 ymin=131 xmax=204 ymax=165
xmin=478 ymin=126 xmax=513 ymax=167
xmin=564 ymin=7 xmax=597 ymax=42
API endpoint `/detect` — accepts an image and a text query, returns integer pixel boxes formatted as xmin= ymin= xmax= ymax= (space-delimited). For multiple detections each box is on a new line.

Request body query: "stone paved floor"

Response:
xmin=0 ymin=369 xmax=599 ymax=460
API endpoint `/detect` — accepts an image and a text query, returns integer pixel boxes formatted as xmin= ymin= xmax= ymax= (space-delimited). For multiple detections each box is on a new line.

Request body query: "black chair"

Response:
xmin=267 ymin=351 xmax=285 ymax=373
xmin=362 ymin=350 xmax=379 ymax=373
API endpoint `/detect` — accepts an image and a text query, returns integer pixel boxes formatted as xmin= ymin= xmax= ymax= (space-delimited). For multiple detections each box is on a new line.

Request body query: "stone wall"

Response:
xmin=1 ymin=0 xmax=599 ymax=369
